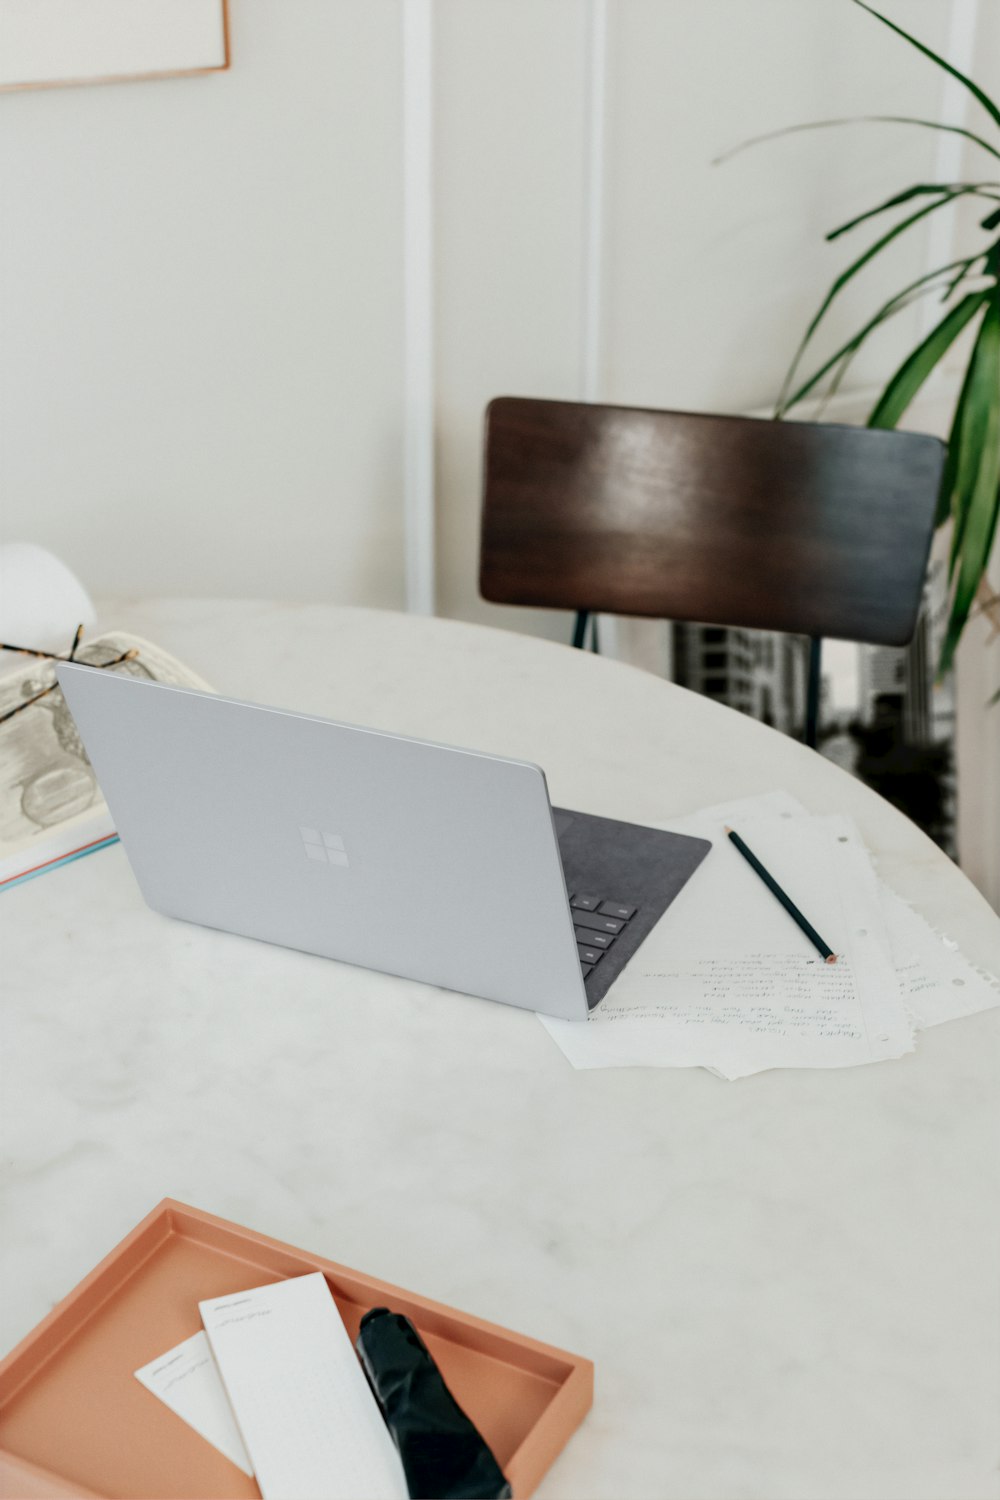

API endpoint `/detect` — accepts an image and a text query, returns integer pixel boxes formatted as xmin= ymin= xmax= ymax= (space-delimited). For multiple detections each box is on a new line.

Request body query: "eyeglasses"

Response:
xmin=0 ymin=625 xmax=139 ymax=725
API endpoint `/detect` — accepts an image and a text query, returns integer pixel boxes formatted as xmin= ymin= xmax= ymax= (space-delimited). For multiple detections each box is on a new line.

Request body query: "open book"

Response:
xmin=0 ymin=632 xmax=211 ymax=891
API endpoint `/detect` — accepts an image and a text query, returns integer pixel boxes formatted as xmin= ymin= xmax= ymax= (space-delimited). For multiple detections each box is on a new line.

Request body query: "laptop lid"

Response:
xmin=56 ymin=663 xmax=590 ymax=1021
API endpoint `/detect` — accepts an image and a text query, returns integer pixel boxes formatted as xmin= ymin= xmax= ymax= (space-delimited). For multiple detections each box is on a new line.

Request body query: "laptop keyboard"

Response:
xmin=569 ymin=892 xmax=637 ymax=978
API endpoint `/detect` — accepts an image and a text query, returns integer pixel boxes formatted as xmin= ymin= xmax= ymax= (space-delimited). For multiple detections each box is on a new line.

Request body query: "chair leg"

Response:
xmin=590 ymin=615 xmax=600 ymax=654
xmin=805 ymin=637 xmax=822 ymax=749
xmin=572 ymin=611 xmax=590 ymax=650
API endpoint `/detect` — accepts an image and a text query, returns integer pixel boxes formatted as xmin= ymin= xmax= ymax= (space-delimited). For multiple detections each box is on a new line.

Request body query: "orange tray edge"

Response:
xmin=0 ymin=1199 xmax=593 ymax=1500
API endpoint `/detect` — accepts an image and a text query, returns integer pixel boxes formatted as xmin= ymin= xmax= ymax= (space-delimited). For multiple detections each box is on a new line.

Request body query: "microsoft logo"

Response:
xmin=299 ymin=827 xmax=349 ymax=867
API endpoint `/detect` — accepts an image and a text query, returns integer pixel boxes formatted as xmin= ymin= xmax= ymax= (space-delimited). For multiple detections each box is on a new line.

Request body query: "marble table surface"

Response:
xmin=3 ymin=598 xmax=999 ymax=1500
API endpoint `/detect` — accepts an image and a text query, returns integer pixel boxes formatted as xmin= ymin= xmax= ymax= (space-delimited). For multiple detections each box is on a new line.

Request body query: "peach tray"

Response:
xmin=0 ymin=1200 xmax=593 ymax=1500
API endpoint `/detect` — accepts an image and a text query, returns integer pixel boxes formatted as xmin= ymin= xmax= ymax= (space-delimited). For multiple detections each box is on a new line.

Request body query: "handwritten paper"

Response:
xmin=134 ymin=1330 xmax=254 ymax=1476
xmin=541 ymin=791 xmax=998 ymax=1077
xmin=764 ymin=798 xmax=999 ymax=1029
xmin=200 ymin=1273 xmax=406 ymax=1500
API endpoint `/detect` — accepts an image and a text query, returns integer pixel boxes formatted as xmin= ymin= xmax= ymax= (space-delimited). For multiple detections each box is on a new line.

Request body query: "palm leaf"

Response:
xmin=780 ymin=292 xmax=921 ymax=414
xmin=948 ymin=299 xmax=1000 ymax=576
xmin=852 ymin=0 xmax=1000 ymax=134
xmin=940 ymin=255 xmax=983 ymax=302
xmin=778 ymin=257 xmax=976 ymax=414
xmin=941 ymin=479 xmax=1000 ymax=676
xmin=777 ymin=192 xmax=972 ymax=413
xmin=816 ymin=339 xmax=865 ymax=415
xmin=713 ymin=116 xmax=1000 ymax=168
xmin=937 ymin=250 xmax=1000 ymax=524
xmin=868 ymin=292 xmax=987 ymax=429
xmin=939 ymin=299 xmax=1000 ymax=676
xmin=938 ymin=351 xmax=979 ymax=526
xmin=978 ymin=492 xmax=1000 ymax=601
xmin=829 ymin=185 xmax=1000 ymax=241
xmin=815 ymin=271 xmax=971 ymax=414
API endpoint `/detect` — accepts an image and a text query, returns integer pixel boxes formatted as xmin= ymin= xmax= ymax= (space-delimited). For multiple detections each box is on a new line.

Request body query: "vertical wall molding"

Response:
xmin=919 ymin=0 xmax=982 ymax=338
xmin=582 ymin=0 xmax=623 ymax=659
xmin=936 ymin=0 xmax=1000 ymax=906
xmin=581 ymin=0 xmax=608 ymax=403
xmin=580 ymin=2 xmax=671 ymax=677
xmin=402 ymin=0 xmax=435 ymax=614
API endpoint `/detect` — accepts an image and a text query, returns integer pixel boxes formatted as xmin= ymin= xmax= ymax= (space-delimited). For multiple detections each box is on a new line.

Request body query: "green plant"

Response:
xmin=719 ymin=0 xmax=1000 ymax=678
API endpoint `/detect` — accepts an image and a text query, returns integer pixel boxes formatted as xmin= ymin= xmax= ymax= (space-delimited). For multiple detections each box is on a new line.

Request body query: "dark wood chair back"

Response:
xmin=480 ymin=397 xmax=944 ymax=647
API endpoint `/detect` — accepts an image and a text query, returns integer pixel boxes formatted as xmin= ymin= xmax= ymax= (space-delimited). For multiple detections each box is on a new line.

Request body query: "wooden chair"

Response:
xmin=479 ymin=397 xmax=944 ymax=748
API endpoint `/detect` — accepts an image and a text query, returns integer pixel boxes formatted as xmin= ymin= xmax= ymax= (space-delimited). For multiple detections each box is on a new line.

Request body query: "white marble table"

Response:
xmin=3 ymin=599 xmax=999 ymax=1500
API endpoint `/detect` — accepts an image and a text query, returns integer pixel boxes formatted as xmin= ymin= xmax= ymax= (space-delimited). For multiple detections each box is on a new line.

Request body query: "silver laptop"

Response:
xmin=57 ymin=663 xmax=710 ymax=1022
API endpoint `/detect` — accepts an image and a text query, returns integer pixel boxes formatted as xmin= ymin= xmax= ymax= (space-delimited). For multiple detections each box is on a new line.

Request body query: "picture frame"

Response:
xmin=0 ymin=0 xmax=229 ymax=92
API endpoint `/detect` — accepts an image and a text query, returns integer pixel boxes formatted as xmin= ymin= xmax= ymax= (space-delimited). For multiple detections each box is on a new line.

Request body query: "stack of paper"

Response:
xmin=136 ymin=1273 xmax=407 ymax=1500
xmin=540 ymin=792 xmax=999 ymax=1079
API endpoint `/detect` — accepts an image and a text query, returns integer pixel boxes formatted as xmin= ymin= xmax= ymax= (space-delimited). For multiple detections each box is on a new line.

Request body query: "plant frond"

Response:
xmin=937 ymin=343 xmax=980 ymax=526
xmin=948 ymin=297 xmax=1000 ymax=582
xmin=778 ymin=260 xmax=973 ymax=414
xmin=777 ymin=201 xmax=972 ymax=413
xmin=940 ymin=256 xmax=984 ymax=302
xmin=941 ymin=473 xmax=1000 ymax=677
xmin=713 ymin=116 xmax=1000 ymax=168
xmin=868 ymin=292 xmax=987 ymax=429
xmin=829 ymin=184 xmax=1000 ymax=241
xmin=852 ymin=0 xmax=1000 ymax=134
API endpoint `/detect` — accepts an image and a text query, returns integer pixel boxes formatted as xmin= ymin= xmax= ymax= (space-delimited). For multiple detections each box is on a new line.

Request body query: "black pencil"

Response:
xmin=724 ymin=826 xmax=838 ymax=964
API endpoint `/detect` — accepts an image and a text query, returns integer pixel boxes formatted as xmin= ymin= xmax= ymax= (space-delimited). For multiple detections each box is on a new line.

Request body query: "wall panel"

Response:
xmin=433 ymin=0 xmax=589 ymax=636
xmin=0 ymin=0 xmax=405 ymax=607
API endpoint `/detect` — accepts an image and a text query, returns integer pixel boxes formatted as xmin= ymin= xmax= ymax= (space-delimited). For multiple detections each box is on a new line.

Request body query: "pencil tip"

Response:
xmin=724 ymin=825 xmax=732 ymax=834
xmin=826 ymin=954 xmax=838 ymax=965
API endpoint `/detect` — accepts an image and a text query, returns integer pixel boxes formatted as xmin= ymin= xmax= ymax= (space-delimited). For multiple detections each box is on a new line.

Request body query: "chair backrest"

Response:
xmin=480 ymin=397 xmax=944 ymax=646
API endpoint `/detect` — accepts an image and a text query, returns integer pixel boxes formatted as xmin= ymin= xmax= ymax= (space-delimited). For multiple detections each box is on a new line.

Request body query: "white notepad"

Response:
xmin=199 ymin=1272 xmax=407 ymax=1500
xmin=134 ymin=1330 xmax=254 ymax=1477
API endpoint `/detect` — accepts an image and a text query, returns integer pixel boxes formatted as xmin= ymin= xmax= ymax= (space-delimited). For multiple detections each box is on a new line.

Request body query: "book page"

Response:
xmin=0 ymin=631 xmax=211 ymax=887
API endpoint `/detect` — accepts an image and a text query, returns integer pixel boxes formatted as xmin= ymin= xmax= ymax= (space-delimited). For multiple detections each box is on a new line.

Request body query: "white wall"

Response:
xmin=1 ymin=0 xmax=997 ymax=899
xmin=435 ymin=0 xmax=963 ymax=630
xmin=953 ymin=0 xmax=1000 ymax=910
xmin=0 ymin=0 xmax=405 ymax=607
